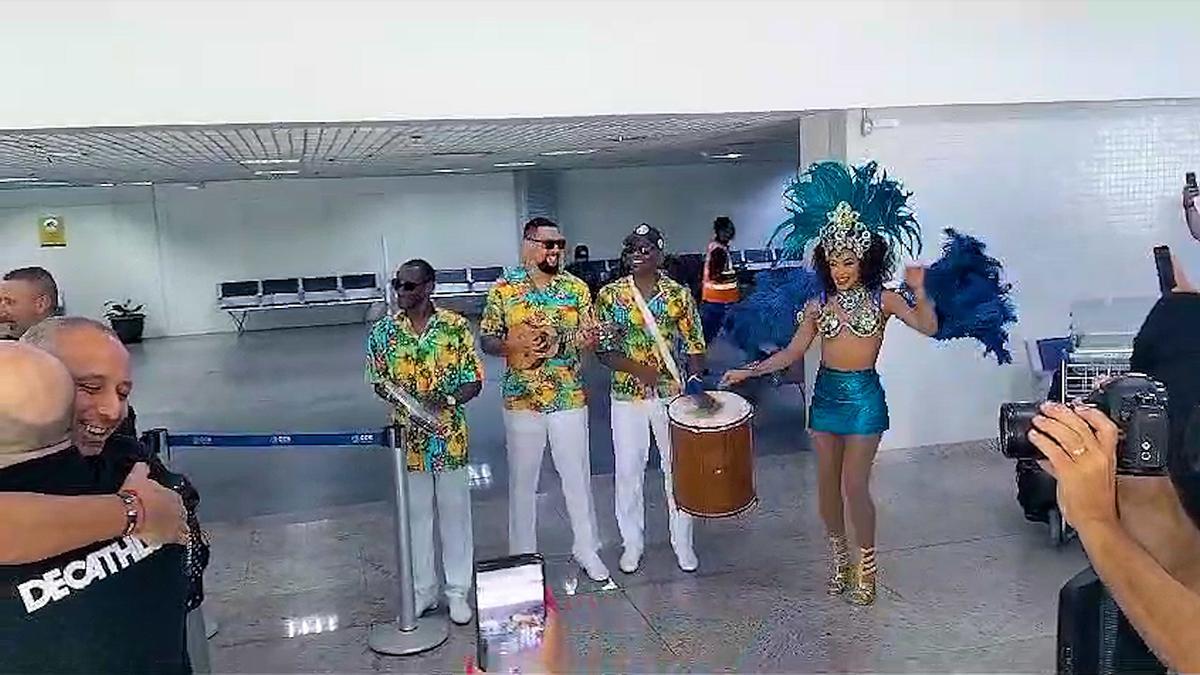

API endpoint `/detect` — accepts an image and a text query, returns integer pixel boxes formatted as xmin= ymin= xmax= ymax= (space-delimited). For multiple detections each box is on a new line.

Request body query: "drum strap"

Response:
xmin=628 ymin=277 xmax=684 ymax=388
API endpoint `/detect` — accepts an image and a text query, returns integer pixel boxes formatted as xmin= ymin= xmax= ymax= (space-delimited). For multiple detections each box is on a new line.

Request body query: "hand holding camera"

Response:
xmin=1026 ymin=402 xmax=1120 ymax=530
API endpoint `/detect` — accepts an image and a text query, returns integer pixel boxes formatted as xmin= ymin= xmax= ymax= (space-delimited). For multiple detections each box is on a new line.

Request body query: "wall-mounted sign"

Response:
xmin=38 ymin=215 xmax=66 ymax=248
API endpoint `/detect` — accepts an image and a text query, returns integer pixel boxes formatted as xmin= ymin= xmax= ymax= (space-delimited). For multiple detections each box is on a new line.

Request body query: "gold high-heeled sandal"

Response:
xmin=827 ymin=534 xmax=850 ymax=596
xmin=847 ymin=546 xmax=877 ymax=605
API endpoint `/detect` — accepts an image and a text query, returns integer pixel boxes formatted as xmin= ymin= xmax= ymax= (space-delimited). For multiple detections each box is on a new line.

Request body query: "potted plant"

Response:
xmin=105 ymin=300 xmax=146 ymax=344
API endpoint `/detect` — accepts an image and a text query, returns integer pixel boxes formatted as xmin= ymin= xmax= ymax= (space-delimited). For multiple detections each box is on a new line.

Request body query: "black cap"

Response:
xmin=624 ymin=223 xmax=665 ymax=250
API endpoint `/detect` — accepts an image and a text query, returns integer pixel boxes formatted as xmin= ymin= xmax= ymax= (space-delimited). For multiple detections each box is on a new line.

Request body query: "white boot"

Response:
xmin=619 ymin=547 xmax=642 ymax=574
xmin=448 ymin=594 xmax=473 ymax=625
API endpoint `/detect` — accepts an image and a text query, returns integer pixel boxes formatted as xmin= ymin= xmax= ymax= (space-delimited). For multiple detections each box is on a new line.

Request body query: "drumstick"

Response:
xmin=685 ymin=374 xmax=718 ymax=411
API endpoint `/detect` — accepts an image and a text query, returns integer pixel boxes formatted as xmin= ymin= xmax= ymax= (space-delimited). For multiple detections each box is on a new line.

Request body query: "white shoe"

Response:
xmin=415 ymin=591 xmax=439 ymax=616
xmin=619 ymin=548 xmax=642 ymax=574
xmin=577 ymin=554 xmax=611 ymax=582
xmin=675 ymin=547 xmax=699 ymax=573
xmin=448 ymin=595 xmax=473 ymax=625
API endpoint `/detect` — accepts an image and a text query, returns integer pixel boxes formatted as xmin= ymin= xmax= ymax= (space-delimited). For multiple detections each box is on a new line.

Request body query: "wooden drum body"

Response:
xmin=668 ymin=391 xmax=756 ymax=518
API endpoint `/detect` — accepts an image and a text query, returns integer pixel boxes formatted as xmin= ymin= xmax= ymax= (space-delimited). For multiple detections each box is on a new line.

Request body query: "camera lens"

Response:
xmin=999 ymin=402 xmax=1042 ymax=459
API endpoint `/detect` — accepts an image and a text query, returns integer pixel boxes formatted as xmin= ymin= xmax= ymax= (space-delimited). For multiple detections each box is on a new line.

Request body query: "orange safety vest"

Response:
xmin=702 ymin=241 xmax=740 ymax=303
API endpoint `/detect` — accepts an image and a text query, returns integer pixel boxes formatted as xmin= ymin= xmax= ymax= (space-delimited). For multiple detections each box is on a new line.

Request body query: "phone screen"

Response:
xmin=474 ymin=555 xmax=546 ymax=672
xmin=1154 ymin=245 xmax=1175 ymax=295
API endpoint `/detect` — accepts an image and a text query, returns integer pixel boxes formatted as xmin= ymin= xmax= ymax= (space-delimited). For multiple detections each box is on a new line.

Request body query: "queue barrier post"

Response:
xmin=163 ymin=427 xmax=448 ymax=657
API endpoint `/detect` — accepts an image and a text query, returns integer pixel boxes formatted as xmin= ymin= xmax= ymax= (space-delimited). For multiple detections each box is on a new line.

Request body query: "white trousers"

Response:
xmin=408 ymin=466 xmax=473 ymax=600
xmin=504 ymin=407 xmax=601 ymax=561
xmin=610 ymin=398 xmax=693 ymax=555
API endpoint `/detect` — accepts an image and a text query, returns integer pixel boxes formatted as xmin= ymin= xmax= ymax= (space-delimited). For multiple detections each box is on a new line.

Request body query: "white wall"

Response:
xmin=0 ymin=186 xmax=166 ymax=333
xmin=3 ymin=1 xmax=1200 ymax=129
xmin=0 ymin=173 xmax=519 ymax=337
xmin=844 ymin=100 xmax=1200 ymax=449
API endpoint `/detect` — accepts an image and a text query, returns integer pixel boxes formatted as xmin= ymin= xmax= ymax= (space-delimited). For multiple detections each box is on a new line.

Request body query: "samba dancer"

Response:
xmin=480 ymin=218 xmax=611 ymax=583
xmin=367 ymin=259 xmax=484 ymax=624
xmin=596 ymin=224 xmax=707 ymax=574
xmin=722 ymin=161 xmax=1016 ymax=605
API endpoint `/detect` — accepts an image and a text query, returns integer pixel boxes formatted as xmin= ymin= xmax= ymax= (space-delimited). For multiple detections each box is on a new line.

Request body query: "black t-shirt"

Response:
xmin=1131 ymin=292 xmax=1200 ymax=522
xmin=0 ymin=447 xmax=190 ymax=674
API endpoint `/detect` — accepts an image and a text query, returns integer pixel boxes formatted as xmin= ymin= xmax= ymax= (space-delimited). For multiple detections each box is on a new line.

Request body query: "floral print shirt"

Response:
xmin=480 ymin=267 xmax=592 ymax=413
xmin=596 ymin=274 xmax=706 ymax=401
xmin=366 ymin=308 xmax=483 ymax=472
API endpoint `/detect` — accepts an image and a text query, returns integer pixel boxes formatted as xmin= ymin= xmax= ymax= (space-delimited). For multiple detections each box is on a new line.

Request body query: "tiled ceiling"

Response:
xmin=0 ymin=112 xmax=804 ymax=188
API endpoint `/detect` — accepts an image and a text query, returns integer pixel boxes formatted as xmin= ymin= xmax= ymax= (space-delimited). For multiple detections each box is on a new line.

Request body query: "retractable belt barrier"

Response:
xmin=150 ymin=424 xmax=449 ymax=657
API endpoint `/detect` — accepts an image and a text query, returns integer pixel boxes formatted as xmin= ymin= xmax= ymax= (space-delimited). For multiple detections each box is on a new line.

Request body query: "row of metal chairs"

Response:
xmin=431 ymin=266 xmax=504 ymax=298
xmin=215 ymin=247 xmax=791 ymax=313
xmin=218 ymin=274 xmax=384 ymax=309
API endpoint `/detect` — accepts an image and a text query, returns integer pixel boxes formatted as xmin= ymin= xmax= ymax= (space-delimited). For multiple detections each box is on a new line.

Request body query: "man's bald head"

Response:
xmin=20 ymin=317 xmax=131 ymax=455
xmin=0 ymin=343 xmax=74 ymax=456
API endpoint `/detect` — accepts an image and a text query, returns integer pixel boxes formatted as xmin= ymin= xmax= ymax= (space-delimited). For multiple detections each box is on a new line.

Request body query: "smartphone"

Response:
xmin=1154 ymin=245 xmax=1175 ymax=295
xmin=1187 ymin=172 xmax=1197 ymax=190
xmin=474 ymin=553 xmax=547 ymax=672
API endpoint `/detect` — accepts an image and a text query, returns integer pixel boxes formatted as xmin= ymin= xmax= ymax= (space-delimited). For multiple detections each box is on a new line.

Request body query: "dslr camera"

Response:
xmin=998 ymin=373 xmax=1168 ymax=476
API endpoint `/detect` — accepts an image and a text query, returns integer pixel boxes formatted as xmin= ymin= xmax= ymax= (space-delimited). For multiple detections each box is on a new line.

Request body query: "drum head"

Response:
xmin=668 ymin=390 xmax=752 ymax=429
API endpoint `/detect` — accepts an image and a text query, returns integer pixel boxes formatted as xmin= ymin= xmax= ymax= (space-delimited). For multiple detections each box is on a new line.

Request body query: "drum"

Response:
xmin=668 ymin=390 xmax=756 ymax=518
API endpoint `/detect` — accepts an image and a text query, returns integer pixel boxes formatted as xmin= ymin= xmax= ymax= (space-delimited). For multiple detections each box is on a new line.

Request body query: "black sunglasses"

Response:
xmin=623 ymin=243 xmax=660 ymax=256
xmin=391 ymin=278 xmax=432 ymax=292
xmin=526 ymin=237 xmax=567 ymax=251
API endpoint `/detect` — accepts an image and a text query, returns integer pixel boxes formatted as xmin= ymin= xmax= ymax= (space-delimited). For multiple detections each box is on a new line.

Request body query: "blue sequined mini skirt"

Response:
xmin=809 ymin=366 xmax=889 ymax=436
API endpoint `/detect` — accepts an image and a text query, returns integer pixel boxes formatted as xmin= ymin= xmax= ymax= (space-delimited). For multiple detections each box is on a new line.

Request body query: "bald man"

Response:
xmin=0 ymin=319 xmax=184 ymax=566
xmin=24 ymin=317 xmax=135 ymax=455
xmin=0 ymin=343 xmax=189 ymax=673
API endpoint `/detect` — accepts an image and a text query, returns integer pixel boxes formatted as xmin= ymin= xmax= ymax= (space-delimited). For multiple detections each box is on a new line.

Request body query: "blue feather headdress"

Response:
xmin=771 ymin=161 xmax=922 ymax=262
xmin=724 ymin=160 xmax=1017 ymax=365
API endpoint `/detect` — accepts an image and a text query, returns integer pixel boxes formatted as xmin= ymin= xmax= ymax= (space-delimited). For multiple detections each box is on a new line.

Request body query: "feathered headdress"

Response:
xmin=770 ymin=161 xmax=922 ymax=261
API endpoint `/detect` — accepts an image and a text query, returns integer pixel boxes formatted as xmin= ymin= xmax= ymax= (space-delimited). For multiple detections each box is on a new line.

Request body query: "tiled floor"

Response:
xmin=127 ymin=323 xmax=1083 ymax=673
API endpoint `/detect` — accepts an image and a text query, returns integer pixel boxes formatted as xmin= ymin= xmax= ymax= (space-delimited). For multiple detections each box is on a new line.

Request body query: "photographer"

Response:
xmin=1028 ymin=402 xmax=1200 ymax=672
xmin=1131 ymin=252 xmax=1200 ymax=520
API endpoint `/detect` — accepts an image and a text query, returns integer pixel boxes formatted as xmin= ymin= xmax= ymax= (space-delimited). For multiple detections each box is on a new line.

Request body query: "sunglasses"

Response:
xmin=526 ymin=237 xmax=567 ymax=251
xmin=391 ymin=278 xmax=432 ymax=292
xmin=623 ymin=243 xmax=659 ymax=256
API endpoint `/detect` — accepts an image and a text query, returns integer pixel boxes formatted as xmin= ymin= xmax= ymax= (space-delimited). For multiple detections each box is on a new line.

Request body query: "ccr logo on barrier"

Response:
xmin=270 ymin=435 xmax=293 ymax=445
xmin=350 ymin=434 xmax=376 ymax=444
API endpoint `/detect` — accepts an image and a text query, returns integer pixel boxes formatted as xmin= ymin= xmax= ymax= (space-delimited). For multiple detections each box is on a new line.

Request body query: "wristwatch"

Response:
xmin=445 ymin=394 xmax=458 ymax=408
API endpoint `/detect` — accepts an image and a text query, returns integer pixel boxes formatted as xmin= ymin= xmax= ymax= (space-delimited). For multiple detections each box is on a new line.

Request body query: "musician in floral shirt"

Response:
xmin=596 ymin=224 xmax=707 ymax=575
xmin=366 ymin=259 xmax=482 ymax=625
xmin=479 ymin=217 xmax=610 ymax=583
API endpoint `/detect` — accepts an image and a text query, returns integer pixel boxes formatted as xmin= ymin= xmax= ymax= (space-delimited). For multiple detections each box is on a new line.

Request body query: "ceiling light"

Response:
xmin=707 ymin=152 xmax=745 ymax=160
xmin=493 ymin=161 xmax=538 ymax=168
xmin=433 ymin=168 xmax=471 ymax=173
xmin=538 ymin=149 xmax=598 ymax=157
xmin=124 ymin=181 xmax=153 ymax=186
xmin=241 ymin=158 xmax=302 ymax=165
xmin=253 ymin=169 xmax=300 ymax=176
xmin=96 ymin=183 xmax=116 ymax=188
xmin=34 ymin=181 xmax=72 ymax=186
xmin=0 ymin=177 xmax=40 ymax=183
